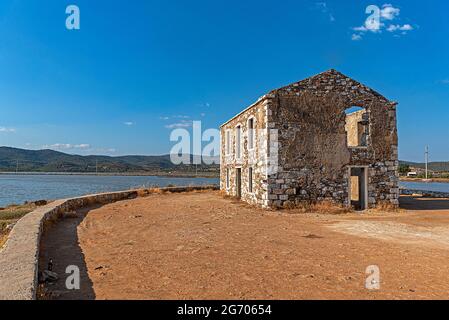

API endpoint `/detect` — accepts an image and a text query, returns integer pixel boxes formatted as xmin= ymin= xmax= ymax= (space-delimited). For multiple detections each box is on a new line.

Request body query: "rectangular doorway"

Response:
xmin=350 ymin=167 xmax=368 ymax=211
xmin=236 ymin=168 xmax=242 ymax=199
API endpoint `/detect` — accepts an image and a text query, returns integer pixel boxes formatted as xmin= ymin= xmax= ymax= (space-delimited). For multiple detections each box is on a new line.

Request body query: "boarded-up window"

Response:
xmin=226 ymin=168 xmax=230 ymax=189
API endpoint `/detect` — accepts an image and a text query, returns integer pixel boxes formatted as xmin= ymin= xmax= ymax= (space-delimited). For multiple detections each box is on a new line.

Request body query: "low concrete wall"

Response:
xmin=0 ymin=185 xmax=218 ymax=300
xmin=400 ymin=189 xmax=449 ymax=198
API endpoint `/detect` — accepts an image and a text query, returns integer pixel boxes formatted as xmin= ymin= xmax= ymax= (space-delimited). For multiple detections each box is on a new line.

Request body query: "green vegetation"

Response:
xmin=0 ymin=203 xmax=37 ymax=247
xmin=398 ymin=164 xmax=410 ymax=175
xmin=400 ymin=160 xmax=449 ymax=172
xmin=0 ymin=147 xmax=219 ymax=175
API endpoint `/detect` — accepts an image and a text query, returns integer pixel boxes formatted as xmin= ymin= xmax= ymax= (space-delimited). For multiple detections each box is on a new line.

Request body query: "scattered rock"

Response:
xmin=5 ymin=223 xmax=16 ymax=232
xmin=34 ymin=200 xmax=48 ymax=206
xmin=39 ymin=270 xmax=59 ymax=283
xmin=95 ymin=265 xmax=110 ymax=271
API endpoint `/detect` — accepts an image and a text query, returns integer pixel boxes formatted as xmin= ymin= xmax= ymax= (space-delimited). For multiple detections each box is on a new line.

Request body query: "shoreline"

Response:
xmin=0 ymin=171 xmax=219 ymax=179
xmin=400 ymin=177 xmax=449 ymax=184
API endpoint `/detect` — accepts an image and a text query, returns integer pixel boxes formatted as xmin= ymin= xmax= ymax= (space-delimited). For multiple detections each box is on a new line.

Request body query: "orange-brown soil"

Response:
xmin=39 ymin=192 xmax=449 ymax=300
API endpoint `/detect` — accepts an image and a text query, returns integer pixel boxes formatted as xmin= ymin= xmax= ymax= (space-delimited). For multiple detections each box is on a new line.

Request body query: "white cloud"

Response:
xmin=351 ymin=4 xmax=414 ymax=40
xmin=440 ymin=79 xmax=449 ymax=85
xmin=43 ymin=143 xmax=91 ymax=150
xmin=124 ymin=121 xmax=135 ymax=126
xmin=387 ymin=24 xmax=399 ymax=32
xmin=380 ymin=4 xmax=400 ymax=20
xmin=387 ymin=24 xmax=414 ymax=32
xmin=74 ymin=144 xmax=91 ymax=149
xmin=165 ymin=120 xmax=193 ymax=129
xmin=0 ymin=127 xmax=16 ymax=133
xmin=173 ymin=115 xmax=190 ymax=119
xmin=159 ymin=116 xmax=169 ymax=120
xmin=400 ymin=24 xmax=413 ymax=31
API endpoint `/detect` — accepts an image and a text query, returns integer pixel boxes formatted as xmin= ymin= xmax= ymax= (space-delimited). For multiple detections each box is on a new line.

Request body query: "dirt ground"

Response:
xmin=39 ymin=191 xmax=449 ymax=300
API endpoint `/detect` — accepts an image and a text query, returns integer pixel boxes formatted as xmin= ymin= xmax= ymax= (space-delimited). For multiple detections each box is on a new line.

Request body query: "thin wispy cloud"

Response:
xmin=0 ymin=127 xmax=16 ymax=133
xmin=123 ymin=121 xmax=135 ymax=126
xmin=387 ymin=24 xmax=413 ymax=32
xmin=43 ymin=143 xmax=91 ymax=150
xmin=351 ymin=4 xmax=415 ymax=40
xmin=351 ymin=34 xmax=362 ymax=41
xmin=94 ymin=147 xmax=117 ymax=154
xmin=41 ymin=143 xmax=118 ymax=155
xmin=165 ymin=120 xmax=193 ymax=129
xmin=173 ymin=115 xmax=190 ymax=119
xmin=315 ymin=2 xmax=335 ymax=22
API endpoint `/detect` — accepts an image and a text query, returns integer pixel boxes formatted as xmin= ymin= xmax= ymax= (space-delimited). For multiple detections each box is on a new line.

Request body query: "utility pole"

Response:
xmin=16 ymin=159 xmax=19 ymax=173
xmin=425 ymin=146 xmax=429 ymax=180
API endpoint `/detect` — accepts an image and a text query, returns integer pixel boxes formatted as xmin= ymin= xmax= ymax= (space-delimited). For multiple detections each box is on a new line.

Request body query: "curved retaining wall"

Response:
xmin=0 ymin=185 xmax=218 ymax=300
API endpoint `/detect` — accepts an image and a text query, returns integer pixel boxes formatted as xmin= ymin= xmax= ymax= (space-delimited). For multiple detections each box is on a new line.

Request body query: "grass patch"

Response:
xmin=368 ymin=201 xmax=405 ymax=214
xmin=284 ymin=200 xmax=353 ymax=215
xmin=0 ymin=203 xmax=37 ymax=248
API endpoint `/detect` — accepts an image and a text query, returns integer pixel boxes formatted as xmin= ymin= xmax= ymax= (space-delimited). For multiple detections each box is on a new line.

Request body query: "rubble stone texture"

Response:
xmin=220 ymin=69 xmax=399 ymax=209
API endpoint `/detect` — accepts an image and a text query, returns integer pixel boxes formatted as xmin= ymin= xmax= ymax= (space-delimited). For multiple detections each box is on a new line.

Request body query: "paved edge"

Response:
xmin=0 ymin=185 xmax=218 ymax=300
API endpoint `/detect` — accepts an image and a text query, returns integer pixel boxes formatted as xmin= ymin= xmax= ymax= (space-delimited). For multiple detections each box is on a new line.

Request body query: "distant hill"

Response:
xmin=0 ymin=147 xmax=219 ymax=176
xmin=1 ymin=147 xmax=446 ymax=175
xmin=399 ymin=160 xmax=449 ymax=172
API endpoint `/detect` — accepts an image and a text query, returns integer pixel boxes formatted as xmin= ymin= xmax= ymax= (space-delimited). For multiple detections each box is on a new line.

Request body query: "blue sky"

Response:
xmin=0 ymin=0 xmax=447 ymax=162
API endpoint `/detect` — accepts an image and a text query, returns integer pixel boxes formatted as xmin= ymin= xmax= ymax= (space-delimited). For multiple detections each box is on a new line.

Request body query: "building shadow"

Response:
xmin=400 ymin=196 xmax=449 ymax=211
xmin=38 ymin=205 xmax=101 ymax=300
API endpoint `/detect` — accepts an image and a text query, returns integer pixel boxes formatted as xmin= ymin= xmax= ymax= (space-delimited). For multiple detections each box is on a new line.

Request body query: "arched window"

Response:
xmin=345 ymin=106 xmax=369 ymax=147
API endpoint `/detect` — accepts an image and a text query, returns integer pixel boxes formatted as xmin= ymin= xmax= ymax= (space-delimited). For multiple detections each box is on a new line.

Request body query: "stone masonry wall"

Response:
xmin=220 ymin=98 xmax=269 ymax=207
xmin=266 ymin=69 xmax=399 ymax=208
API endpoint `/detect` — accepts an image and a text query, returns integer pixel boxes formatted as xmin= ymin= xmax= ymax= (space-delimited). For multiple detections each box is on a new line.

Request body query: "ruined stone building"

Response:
xmin=220 ymin=69 xmax=399 ymax=210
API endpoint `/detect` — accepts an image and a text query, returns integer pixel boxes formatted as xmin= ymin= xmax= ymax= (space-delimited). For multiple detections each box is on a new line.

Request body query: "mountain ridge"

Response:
xmin=0 ymin=146 xmax=219 ymax=175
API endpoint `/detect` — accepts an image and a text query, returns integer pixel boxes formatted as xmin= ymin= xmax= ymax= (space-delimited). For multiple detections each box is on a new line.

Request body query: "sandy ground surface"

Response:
xmin=39 ymin=192 xmax=449 ymax=300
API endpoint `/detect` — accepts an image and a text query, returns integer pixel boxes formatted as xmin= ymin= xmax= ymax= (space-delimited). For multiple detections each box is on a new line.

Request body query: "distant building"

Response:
xmin=407 ymin=172 xmax=418 ymax=177
xmin=220 ymin=69 xmax=399 ymax=210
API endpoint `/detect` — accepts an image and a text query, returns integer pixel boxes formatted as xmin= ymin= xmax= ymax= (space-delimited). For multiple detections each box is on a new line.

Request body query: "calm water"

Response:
xmin=0 ymin=174 xmax=219 ymax=207
xmin=400 ymin=181 xmax=449 ymax=193
xmin=1 ymin=175 xmax=447 ymax=208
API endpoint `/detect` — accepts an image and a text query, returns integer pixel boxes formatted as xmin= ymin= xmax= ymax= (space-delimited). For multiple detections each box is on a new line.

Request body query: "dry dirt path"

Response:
xmin=39 ymin=192 xmax=449 ymax=300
